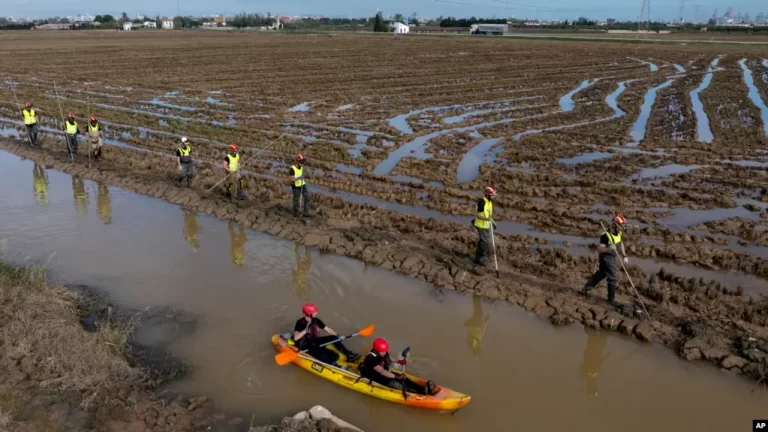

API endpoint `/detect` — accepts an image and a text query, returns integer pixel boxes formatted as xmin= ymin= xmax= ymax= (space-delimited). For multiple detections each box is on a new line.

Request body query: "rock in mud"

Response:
xmin=618 ymin=319 xmax=638 ymax=335
xmin=721 ymin=355 xmax=749 ymax=370
xmin=634 ymin=321 xmax=653 ymax=342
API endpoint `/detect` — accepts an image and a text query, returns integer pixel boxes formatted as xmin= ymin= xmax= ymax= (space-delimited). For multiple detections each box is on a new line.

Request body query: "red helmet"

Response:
xmin=484 ymin=185 xmax=497 ymax=198
xmin=296 ymin=153 xmax=306 ymax=163
xmin=67 ymin=112 xmax=74 ymax=118
xmin=24 ymin=102 xmax=31 ymax=108
xmin=302 ymin=303 xmax=318 ymax=316
xmin=373 ymin=338 xmax=389 ymax=353
xmin=90 ymin=116 xmax=97 ymax=122
xmin=613 ymin=215 xmax=627 ymax=226
xmin=228 ymin=144 xmax=238 ymax=153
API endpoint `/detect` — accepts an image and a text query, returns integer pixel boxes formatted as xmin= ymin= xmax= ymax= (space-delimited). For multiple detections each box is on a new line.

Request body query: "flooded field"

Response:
xmin=2 ymin=31 xmax=768 ymax=428
xmin=1 ymin=151 xmax=766 ymax=431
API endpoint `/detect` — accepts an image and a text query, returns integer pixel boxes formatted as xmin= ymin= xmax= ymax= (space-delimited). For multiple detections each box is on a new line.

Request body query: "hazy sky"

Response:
xmin=5 ymin=0 xmax=768 ymax=21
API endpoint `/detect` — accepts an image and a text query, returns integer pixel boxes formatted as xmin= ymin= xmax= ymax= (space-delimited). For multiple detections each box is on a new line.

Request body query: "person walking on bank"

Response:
xmin=582 ymin=215 xmax=629 ymax=306
xmin=176 ymin=136 xmax=194 ymax=188
xmin=22 ymin=102 xmax=39 ymax=146
xmin=223 ymin=144 xmax=246 ymax=200
xmin=87 ymin=116 xmax=104 ymax=162
xmin=64 ymin=112 xmax=80 ymax=158
xmin=472 ymin=186 xmax=497 ymax=275
xmin=288 ymin=153 xmax=310 ymax=217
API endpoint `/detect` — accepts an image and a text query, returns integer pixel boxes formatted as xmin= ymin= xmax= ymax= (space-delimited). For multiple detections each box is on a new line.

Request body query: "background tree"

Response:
xmin=121 ymin=12 xmax=129 ymax=22
xmin=393 ymin=13 xmax=404 ymax=24
xmin=372 ymin=12 xmax=388 ymax=32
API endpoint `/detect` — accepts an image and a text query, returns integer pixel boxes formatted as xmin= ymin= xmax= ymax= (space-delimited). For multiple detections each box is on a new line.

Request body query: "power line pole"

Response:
xmin=679 ymin=0 xmax=686 ymax=23
xmin=638 ymin=0 xmax=651 ymax=35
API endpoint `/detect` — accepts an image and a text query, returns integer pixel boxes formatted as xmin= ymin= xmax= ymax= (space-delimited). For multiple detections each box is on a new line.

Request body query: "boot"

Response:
xmin=342 ymin=349 xmax=360 ymax=363
xmin=581 ymin=287 xmax=592 ymax=299
xmin=226 ymin=185 xmax=233 ymax=198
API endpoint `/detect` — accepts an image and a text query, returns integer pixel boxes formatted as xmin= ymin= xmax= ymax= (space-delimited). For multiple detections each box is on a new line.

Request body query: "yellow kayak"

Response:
xmin=271 ymin=334 xmax=471 ymax=413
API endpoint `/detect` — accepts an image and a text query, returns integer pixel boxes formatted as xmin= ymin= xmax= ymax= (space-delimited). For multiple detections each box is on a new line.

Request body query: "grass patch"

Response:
xmin=0 ymin=262 xmax=147 ymax=409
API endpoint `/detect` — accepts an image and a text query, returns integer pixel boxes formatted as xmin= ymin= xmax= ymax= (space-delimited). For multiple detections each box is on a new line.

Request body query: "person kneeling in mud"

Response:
xmin=293 ymin=303 xmax=360 ymax=366
xmin=360 ymin=338 xmax=435 ymax=396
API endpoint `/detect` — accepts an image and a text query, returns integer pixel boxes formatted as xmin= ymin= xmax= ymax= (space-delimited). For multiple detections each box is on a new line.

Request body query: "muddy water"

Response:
xmin=739 ymin=59 xmax=768 ymax=137
xmin=0 ymin=151 xmax=766 ymax=431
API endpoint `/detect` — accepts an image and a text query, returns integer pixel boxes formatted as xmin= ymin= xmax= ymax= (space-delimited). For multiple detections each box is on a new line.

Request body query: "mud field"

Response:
xmin=2 ymin=31 xmax=768 ymax=383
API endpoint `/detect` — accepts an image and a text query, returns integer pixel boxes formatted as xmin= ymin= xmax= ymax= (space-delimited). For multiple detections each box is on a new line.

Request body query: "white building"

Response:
xmin=523 ymin=19 xmax=541 ymax=26
xmin=162 ymin=20 xmax=174 ymax=30
xmin=142 ymin=21 xmax=157 ymax=29
xmin=390 ymin=22 xmax=409 ymax=34
xmin=123 ymin=22 xmax=133 ymax=31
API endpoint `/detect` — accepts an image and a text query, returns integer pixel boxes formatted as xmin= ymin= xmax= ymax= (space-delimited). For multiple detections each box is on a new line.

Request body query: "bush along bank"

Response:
xmin=0 ymin=261 xmax=367 ymax=432
xmin=2 ymin=139 xmax=768 ymax=387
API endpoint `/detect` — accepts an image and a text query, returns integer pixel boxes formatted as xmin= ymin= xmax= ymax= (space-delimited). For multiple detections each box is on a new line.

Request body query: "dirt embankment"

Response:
xmin=4 ymin=139 xmax=768 ymax=386
xmin=0 ymin=261 xmax=357 ymax=432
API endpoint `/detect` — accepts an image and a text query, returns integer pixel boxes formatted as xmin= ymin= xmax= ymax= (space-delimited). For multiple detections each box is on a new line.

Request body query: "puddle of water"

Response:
xmin=513 ymin=81 xmax=630 ymax=142
xmin=690 ymin=57 xmax=723 ymax=143
xmin=627 ymin=57 xmax=659 ymax=72
xmin=288 ymin=102 xmax=312 ymax=112
xmin=724 ymin=159 xmax=768 ymax=168
xmin=2 ymin=151 xmax=768 ymax=432
xmin=388 ymin=97 xmax=545 ymax=135
xmin=560 ymin=79 xmax=597 ymax=112
xmin=658 ymin=205 xmax=762 ymax=230
xmin=632 ymin=164 xmax=702 ymax=180
xmin=557 ymin=152 xmax=613 ymax=165
xmin=334 ymin=164 xmax=363 ymax=175
xmin=739 ymin=58 xmax=768 ymax=137
xmin=442 ymin=101 xmax=547 ymax=125
xmin=456 ymin=138 xmax=503 ymax=184
xmin=628 ymin=79 xmax=676 ymax=145
xmin=336 ymin=104 xmax=355 ymax=111
xmin=204 ymin=97 xmax=232 ymax=107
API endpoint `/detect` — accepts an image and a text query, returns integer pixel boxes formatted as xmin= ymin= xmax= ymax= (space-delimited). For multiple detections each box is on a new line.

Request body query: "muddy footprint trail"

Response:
xmin=4 ymin=137 xmax=768 ymax=385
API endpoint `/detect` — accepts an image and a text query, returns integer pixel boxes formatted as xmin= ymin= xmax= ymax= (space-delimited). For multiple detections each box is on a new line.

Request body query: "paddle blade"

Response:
xmin=357 ymin=324 xmax=375 ymax=337
xmin=275 ymin=350 xmax=299 ymax=366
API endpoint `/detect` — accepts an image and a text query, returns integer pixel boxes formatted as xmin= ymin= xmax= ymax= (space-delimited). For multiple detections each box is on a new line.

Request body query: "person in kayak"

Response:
xmin=293 ymin=303 xmax=360 ymax=365
xmin=360 ymin=338 xmax=436 ymax=396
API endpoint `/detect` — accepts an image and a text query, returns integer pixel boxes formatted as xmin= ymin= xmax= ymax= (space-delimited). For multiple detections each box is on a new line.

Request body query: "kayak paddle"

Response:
xmin=274 ymin=324 xmax=375 ymax=366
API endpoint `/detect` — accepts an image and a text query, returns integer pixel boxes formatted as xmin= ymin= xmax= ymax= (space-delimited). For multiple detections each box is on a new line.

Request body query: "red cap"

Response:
xmin=373 ymin=338 xmax=389 ymax=353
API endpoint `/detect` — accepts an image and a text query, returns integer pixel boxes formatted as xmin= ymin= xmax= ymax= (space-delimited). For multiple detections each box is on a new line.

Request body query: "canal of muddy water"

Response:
xmin=0 ymin=150 xmax=766 ymax=432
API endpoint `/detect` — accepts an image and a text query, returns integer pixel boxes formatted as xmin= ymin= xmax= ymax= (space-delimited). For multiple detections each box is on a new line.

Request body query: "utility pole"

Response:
xmin=679 ymin=0 xmax=686 ymax=23
xmin=638 ymin=0 xmax=651 ymax=35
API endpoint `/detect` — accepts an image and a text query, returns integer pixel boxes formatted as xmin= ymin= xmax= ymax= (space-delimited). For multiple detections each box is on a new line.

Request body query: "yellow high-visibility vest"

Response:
xmin=65 ymin=120 xmax=78 ymax=135
xmin=292 ymin=165 xmax=305 ymax=187
xmin=602 ymin=231 xmax=622 ymax=245
xmin=227 ymin=153 xmax=240 ymax=172
xmin=178 ymin=145 xmax=191 ymax=156
xmin=23 ymin=109 xmax=37 ymax=125
xmin=474 ymin=197 xmax=492 ymax=230
xmin=88 ymin=123 xmax=101 ymax=132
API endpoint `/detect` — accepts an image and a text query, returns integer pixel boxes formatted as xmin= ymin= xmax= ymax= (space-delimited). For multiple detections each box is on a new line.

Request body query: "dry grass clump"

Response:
xmin=0 ymin=262 xmax=146 ymax=409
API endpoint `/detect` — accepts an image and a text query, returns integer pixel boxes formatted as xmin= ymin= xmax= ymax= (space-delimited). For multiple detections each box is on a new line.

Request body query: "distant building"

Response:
xmin=390 ymin=22 xmax=409 ymax=33
xmin=123 ymin=22 xmax=132 ymax=31
xmin=523 ymin=19 xmax=541 ymax=26
xmin=212 ymin=15 xmax=227 ymax=26
xmin=162 ymin=20 xmax=174 ymax=30
xmin=142 ymin=21 xmax=157 ymax=29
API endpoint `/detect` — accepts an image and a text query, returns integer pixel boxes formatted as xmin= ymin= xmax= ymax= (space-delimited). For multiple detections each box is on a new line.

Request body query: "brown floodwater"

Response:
xmin=0 ymin=150 xmax=766 ymax=432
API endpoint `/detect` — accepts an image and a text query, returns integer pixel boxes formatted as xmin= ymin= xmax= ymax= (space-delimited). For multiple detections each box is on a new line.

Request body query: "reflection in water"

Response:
xmin=182 ymin=209 xmax=200 ymax=250
xmin=32 ymin=163 xmax=49 ymax=207
xmin=96 ymin=183 xmax=112 ymax=225
xmin=72 ymin=176 xmax=88 ymax=215
xmin=464 ymin=295 xmax=490 ymax=357
xmin=228 ymin=221 xmax=247 ymax=267
xmin=579 ymin=328 xmax=611 ymax=396
xmin=292 ymin=243 xmax=312 ymax=300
